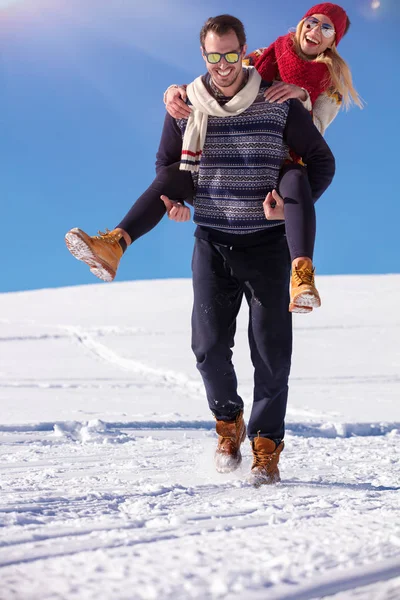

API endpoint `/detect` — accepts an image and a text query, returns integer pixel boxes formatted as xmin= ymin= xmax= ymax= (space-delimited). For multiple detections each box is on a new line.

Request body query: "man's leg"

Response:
xmin=245 ymin=298 xmax=292 ymax=442
xmin=191 ymin=238 xmax=244 ymax=420
xmin=191 ymin=238 xmax=246 ymax=472
xmin=244 ymin=240 xmax=292 ymax=441
xmin=242 ymin=231 xmax=292 ymax=484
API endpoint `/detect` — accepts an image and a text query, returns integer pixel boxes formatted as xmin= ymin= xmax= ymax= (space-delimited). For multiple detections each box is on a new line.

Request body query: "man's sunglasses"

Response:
xmin=203 ymin=49 xmax=242 ymax=64
xmin=304 ymin=16 xmax=336 ymax=39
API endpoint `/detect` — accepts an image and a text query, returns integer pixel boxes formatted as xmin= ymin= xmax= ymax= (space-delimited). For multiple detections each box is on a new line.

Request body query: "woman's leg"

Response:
xmin=278 ymin=163 xmax=316 ymax=262
xmin=65 ymin=162 xmax=194 ymax=281
xmin=278 ymin=163 xmax=320 ymax=313
xmin=116 ymin=162 xmax=194 ymax=243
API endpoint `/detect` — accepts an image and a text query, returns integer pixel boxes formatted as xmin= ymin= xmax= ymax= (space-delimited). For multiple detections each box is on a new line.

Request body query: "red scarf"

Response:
xmin=255 ymin=34 xmax=330 ymax=105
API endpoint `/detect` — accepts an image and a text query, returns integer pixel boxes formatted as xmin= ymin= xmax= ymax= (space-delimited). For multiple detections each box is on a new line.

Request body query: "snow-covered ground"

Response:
xmin=0 ymin=275 xmax=399 ymax=600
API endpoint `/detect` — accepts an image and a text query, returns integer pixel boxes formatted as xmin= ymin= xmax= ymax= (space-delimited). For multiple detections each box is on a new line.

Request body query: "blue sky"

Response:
xmin=1 ymin=0 xmax=398 ymax=292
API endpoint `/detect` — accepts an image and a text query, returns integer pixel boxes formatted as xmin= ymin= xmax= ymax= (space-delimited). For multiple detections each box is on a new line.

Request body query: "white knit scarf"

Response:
xmin=180 ymin=67 xmax=262 ymax=173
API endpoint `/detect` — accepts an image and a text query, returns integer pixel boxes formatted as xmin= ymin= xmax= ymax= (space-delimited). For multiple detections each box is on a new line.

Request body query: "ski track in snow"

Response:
xmin=65 ymin=325 xmax=205 ymax=398
xmin=1 ymin=279 xmax=400 ymax=600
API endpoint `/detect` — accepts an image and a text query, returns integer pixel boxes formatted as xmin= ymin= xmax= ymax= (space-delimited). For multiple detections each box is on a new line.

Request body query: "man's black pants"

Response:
xmin=191 ymin=229 xmax=292 ymax=441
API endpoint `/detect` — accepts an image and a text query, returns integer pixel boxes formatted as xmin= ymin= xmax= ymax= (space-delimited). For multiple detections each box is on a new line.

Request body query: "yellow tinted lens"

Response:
xmin=225 ymin=52 xmax=239 ymax=63
xmin=207 ymin=53 xmax=221 ymax=64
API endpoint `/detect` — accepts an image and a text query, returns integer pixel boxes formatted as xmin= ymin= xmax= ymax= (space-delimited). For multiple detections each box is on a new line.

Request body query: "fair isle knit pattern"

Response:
xmin=177 ymin=82 xmax=289 ymax=234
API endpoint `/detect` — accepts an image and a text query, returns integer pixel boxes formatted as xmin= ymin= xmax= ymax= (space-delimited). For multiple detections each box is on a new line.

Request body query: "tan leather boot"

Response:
xmin=214 ymin=411 xmax=246 ymax=473
xmin=65 ymin=228 xmax=125 ymax=282
xmin=248 ymin=436 xmax=284 ymax=486
xmin=289 ymin=258 xmax=321 ymax=313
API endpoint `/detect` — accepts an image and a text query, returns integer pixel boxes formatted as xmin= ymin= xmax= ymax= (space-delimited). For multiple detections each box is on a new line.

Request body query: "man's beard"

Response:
xmin=211 ymin=66 xmax=241 ymax=89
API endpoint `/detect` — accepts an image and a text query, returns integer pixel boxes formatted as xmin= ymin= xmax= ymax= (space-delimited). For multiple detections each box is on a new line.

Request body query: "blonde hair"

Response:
xmin=293 ymin=21 xmax=363 ymax=109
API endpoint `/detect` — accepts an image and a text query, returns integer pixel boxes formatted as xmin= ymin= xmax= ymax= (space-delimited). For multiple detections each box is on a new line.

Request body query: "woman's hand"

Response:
xmin=263 ymin=190 xmax=285 ymax=220
xmin=264 ymin=82 xmax=308 ymax=104
xmin=161 ymin=195 xmax=191 ymax=222
xmin=165 ymin=85 xmax=191 ymax=119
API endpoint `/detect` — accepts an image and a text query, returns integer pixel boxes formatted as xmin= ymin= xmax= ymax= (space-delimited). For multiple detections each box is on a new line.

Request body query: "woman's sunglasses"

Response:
xmin=304 ymin=16 xmax=336 ymax=39
xmin=203 ymin=49 xmax=241 ymax=64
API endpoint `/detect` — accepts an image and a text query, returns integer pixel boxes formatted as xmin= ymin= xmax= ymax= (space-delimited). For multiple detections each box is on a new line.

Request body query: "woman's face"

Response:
xmin=300 ymin=13 xmax=336 ymax=56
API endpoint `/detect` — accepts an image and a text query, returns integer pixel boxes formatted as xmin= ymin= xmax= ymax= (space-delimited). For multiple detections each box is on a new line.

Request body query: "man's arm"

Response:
xmin=154 ymin=113 xmax=193 ymax=219
xmin=155 ymin=114 xmax=183 ymax=173
xmin=283 ymin=99 xmax=336 ymax=201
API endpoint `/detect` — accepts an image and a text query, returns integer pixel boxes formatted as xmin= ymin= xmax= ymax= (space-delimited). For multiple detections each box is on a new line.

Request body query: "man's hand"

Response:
xmin=264 ymin=82 xmax=307 ymax=104
xmin=161 ymin=195 xmax=191 ymax=222
xmin=263 ymin=190 xmax=285 ymax=220
xmin=165 ymin=86 xmax=191 ymax=119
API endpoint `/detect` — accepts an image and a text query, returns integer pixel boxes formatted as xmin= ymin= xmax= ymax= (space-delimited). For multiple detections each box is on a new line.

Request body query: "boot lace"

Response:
xmin=94 ymin=229 xmax=121 ymax=244
xmin=252 ymin=447 xmax=277 ymax=469
xmin=293 ymin=265 xmax=315 ymax=287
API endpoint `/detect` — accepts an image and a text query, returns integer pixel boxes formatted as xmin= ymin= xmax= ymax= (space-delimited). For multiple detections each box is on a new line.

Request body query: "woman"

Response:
xmin=65 ymin=3 xmax=361 ymax=312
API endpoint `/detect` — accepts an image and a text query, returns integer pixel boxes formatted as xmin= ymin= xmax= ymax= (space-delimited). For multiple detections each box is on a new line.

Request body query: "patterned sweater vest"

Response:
xmin=177 ymin=84 xmax=289 ymax=234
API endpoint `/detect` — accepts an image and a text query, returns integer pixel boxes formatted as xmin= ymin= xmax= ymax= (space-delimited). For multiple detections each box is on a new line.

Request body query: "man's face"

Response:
xmin=201 ymin=30 xmax=247 ymax=93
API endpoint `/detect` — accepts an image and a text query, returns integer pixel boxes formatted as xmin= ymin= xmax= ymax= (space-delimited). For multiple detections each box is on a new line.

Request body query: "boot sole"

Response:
xmin=215 ymin=452 xmax=243 ymax=474
xmin=65 ymin=229 xmax=116 ymax=282
xmin=289 ymin=303 xmax=313 ymax=314
xmin=289 ymin=291 xmax=321 ymax=313
xmin=248 ymin=470 xmax=281 ymax=487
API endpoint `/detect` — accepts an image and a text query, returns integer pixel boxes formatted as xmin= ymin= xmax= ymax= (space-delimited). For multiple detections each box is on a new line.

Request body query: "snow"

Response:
xmin=0 ymin=275 xmax=399 ymax=599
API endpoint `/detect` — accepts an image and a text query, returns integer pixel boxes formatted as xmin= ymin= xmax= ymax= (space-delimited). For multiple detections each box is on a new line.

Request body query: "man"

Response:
xmin=156 ymin=15 xmax=335 ymax=485
xmin=157 ymin=15 xmax=335 ymax=485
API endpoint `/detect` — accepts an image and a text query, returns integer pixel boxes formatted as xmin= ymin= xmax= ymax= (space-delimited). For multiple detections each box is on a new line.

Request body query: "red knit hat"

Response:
xmin=303 ymin=3 xmax=348 ymax=45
